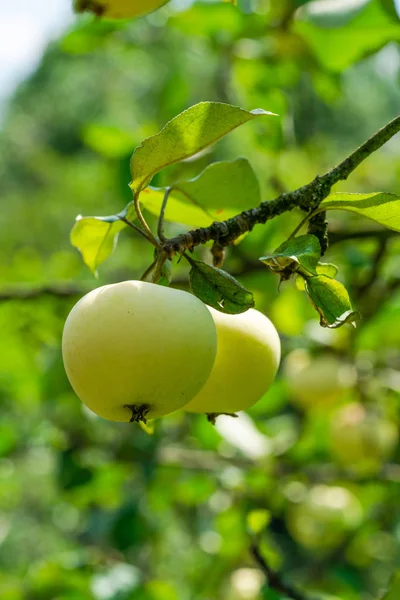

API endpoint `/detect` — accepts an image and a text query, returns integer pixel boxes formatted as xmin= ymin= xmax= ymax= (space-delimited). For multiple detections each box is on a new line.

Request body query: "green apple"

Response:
xmin=62 ymin=281 xmax=217 ymax=422
xmin=184 ymin=308 xmax=281 ymax=416
xmin=330 ymin=403 xmax=398 ymax=474
xmin=286 ymin=485 xmax=363 ymax=551
xmin=284 ymin=349 xmax=356 ymax=411
xmin=74 ymin=0 xmax=170 ymax=19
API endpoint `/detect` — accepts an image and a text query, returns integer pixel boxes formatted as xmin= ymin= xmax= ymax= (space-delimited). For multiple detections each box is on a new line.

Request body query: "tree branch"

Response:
xmin=251 ymin=543 xmax=316 ymax=600
xmin=329 ymin=228 xmax=399 ymax=244
xmin=0 ymin=284 xmax=88 ymax=302
xmin=162 ymin=115 xmax=400 ymax=256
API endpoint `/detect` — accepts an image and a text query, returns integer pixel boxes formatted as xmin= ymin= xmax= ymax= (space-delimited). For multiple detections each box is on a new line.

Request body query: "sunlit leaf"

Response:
xmin=296 ymin=262 xmax=338 ymax=290
xmin=141 ymin=187 xmax=212 ymax=227
xmin=320 ymin=192 xmax=400 ymax=232
xmin=70 ymin=214 xmax=126 ymax=275
xmin=189 ymin=259 xmax=254 ymax=314
xmin=130 ymin=102 xmax=275 ymax=194
xmin=305 ymin=275 xmax=359 ymax=328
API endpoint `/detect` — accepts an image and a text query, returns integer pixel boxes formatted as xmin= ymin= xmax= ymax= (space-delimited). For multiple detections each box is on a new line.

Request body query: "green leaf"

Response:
xmin=381 ymin=571 xmax=400 ymax=600
xmin=140 ymin=158 xmax=261 ymax=228
xmin=70 ymin=214 xmax=126 ymax=275
xmin=259 ymin=235 xmax=321 ymax=278
xmin=189 ymin=259 xmax=254 ymax=314
xmin=176 ymin=157 xmax=261 ymax=217
xmin=130 ymin=102 xmax=275 ymax=195
xmin=315 ymin=262 xmax=339 ymax=279
xmin=296 ymin=262 xmax=338 ymax=291
xmin=305 ymin=275 xmax=359 ymax=329
xmin=320 ymin=192 xmax=400 ymax=232
xmin=141 ymin=187 xmax=213 ymax=228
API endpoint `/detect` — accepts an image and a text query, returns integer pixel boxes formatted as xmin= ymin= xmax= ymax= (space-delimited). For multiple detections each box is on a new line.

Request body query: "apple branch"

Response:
xmin=250 ymin=543 xmax=316 ymax=600
xmin=162 ymin=115 xmax=400 ymax=256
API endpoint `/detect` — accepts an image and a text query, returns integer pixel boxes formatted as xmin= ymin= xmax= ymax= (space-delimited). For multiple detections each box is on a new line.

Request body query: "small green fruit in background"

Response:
xmin=330 ymin=403 xmax=398 ymax=474
xmin=286 ymin=485 xmax=363 ymax=551
xmin=283 ymin=349 xmax=356 ymax=411
xmin=62 ymin=281 xmax=217 ymax=422
xmin=74 ymin=0 xmax=170 ymax=19
xmin=184 ymin=307 xmax=281 ymax=415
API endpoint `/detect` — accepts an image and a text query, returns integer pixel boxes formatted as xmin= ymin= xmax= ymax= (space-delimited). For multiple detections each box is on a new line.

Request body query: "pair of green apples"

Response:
xmin=62 ymin=281 xmax=281 ymax=423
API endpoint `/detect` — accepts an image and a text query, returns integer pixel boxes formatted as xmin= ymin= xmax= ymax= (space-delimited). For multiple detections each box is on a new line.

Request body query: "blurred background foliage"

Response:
xmin=0 ymin=0 xmax=400 ymax=599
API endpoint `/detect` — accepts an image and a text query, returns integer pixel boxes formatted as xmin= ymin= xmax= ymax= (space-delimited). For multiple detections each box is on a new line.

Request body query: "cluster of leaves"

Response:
xmin=0 ymin=1 xmax=399 ymax=599
xmin=72 ymin=100 xmax=400 ymax=327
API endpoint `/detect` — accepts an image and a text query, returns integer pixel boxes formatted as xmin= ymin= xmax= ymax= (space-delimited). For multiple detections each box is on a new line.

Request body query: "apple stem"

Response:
xmin=206 ymin=412 xmax=238 ymax=425
xmin=124 ymin=403 xmax=151 ymax=423
xmin=152 ymin=250 xmax=168 ymax=284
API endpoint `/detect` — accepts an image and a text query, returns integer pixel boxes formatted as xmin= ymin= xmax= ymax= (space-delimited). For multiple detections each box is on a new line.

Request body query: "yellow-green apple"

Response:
xmin=62 ymin=281 xmax=217 ymax=422
xmin=74 ymin=0 xmax=169 ymax=19
xmin=184 ymin=307 xmax=280 ymax=416
xmin=330 ymin=403 xmax=398 ymax=474
xmin=286 ymin=485 xmax=363 ymax=551
xmin=284 ymin=349 xmax=356 ymax=411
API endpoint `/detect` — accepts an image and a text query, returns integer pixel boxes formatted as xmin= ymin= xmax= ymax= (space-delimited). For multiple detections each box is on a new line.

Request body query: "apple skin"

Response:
xmin=330 ymin=403 xmax=398 ymax=474
xmin=62 ymin=281 xmax=217 ymax=422
xmin=286 ymin=485 xmax=363 ymax=551
xmin=283 ymin=350 xmax=356 ymax=411
xmin=184 ymin=308 xmax=281 ymax=415
xmin=74 ymin=0 xmax=170 ymax=19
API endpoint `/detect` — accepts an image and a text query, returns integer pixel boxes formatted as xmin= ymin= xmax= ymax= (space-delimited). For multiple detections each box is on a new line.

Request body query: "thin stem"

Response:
xmin=287 ymin=209 xmax=318 ymax=240
xmin=151 ymin=250 xmax=168 ymax=284
xmin=117 ymin=215 xmax=157 ymax=245
xmin=251 ymin=543 xmax=317 ymax=600
xmin=140 ymin=259 xmax=157 ymax=281
xmin=132 ymin=193 xmax=159 ymax=247
xmin=157 ymin=187 xmax=173 ymax=242
xmin=161 ymin=115 xmax=400 ymax=256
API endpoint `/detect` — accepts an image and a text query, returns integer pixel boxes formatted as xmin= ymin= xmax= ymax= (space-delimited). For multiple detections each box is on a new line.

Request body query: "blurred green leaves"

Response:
xmin=294 ymin=0 xmax=400 ymax=72
xmin=381 ymin=572 xmax=400 ymax=600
